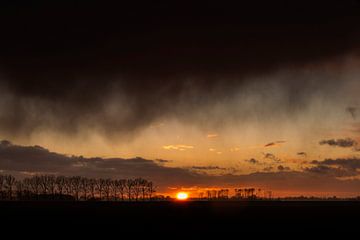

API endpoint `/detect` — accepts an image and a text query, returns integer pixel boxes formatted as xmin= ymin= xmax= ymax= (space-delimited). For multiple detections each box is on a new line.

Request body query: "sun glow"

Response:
xmin=176 ymin=192 xmax=189 ymax=200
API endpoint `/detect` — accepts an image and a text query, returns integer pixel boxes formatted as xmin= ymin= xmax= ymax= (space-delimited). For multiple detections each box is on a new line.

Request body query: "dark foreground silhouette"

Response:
xmin=1 ymin=200 xmax=359 ymax=234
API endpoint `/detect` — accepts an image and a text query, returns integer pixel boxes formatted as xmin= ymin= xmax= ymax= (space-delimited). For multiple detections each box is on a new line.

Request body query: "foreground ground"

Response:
xmin=1 ymin=201 xmax=359 ymax=233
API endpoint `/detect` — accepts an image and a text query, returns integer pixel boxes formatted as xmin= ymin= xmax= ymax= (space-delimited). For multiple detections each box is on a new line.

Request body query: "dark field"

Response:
xmin=1 ymin=201 xmax=359 ymax=233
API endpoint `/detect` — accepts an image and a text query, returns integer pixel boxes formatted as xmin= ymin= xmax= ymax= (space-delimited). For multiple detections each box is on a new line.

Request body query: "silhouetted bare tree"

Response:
xmin=80 ymin=177 xmax=89 ymax=200
xmin=125 ymin=179 xmax=134 ymax=201
xmin=0 ymin=175 xmax=4 ymax=199
xmin=96 ymin=178 xmax=105 ymax=200
xmin=71 ymin=176 xmax=82 ymax=200
xmin=4 ymin=175 xmax=16 ymax=199
xmin=147 ymin=181 xmax=155 ymax=200
xmin=133 ymin=178 xmax=142 ymax=201
xmin=64 ymin=177 xmax=73 ymax=196
xmin=15 ymin=180 xmax=23 ymax=199
xmin=55 ymin=176 xmax=66 ymax=195
xmin=103 ymin=179 xmax=111 ymax=201
xmin=88 ymin=178 xmax=97 ymax=199
xmin=47 ymin=175 xmax=56 ymax=196
xmin=0 ymin=174 xmax=156 ymax=201
xmin=116 ymin=179 xmax=126 ymax=201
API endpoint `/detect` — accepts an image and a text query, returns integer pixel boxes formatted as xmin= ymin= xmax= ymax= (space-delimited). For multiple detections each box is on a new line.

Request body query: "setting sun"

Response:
xmin=176 ymin=192 xmax=189 ymax=200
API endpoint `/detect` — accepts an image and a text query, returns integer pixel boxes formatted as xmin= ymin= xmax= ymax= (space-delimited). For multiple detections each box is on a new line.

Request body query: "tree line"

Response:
xmin=198 ymin=188 xmax=271 ymax=200
xmin=0 ymin=174 xmax=156 ymax=201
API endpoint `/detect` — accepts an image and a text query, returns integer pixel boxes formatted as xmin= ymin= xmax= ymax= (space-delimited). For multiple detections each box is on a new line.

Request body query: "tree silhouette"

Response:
xmin=133 ymin=178 xmax=142 ymax=201
xmin=15 ymin=180 xmax=23 ymax=199
xmin=125 ymin=179 xmax=134 ymax=201
xmin=88 ymin=178 xmax=97 ymax=199
xmin=0 ymin=174 xmax=157 ymax=201
xmin=96 ymin=178 xmax=105 ymax=200
xmin=103 ymin=179 xmax=111 ymax=201
xmin=70 ymin=176 xmax=82 ymax=200
xmin=55 ymin=176 xmax=66 ymax=195
xmin=146 ymin=181 xmax=155 ymax=200
xmin=3 ymin=175 xmax=16 ymax=200
xmin=0 ymin=175 xmax=4 ymax=199
xmin=116 ymin=179 xmax=126 ymax=201
xmin=80 ymin=177 xmax=89 ymax=200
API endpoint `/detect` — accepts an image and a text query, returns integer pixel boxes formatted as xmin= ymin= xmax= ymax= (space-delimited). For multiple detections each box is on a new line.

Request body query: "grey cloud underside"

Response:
xmin=2 ymin=140 xmax=360 ymax=193
xmin=0 ymin=2 xmax=360 ymax=138
xmin=0 ymin=140 xmax=201 ymax=188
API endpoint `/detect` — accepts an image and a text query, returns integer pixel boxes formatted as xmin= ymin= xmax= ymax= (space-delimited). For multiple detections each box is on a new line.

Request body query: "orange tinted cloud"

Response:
xmin=207 ymin=134 xmax=218 ymax=139
xmin=162 ymin=145 xmax=194 ymax=151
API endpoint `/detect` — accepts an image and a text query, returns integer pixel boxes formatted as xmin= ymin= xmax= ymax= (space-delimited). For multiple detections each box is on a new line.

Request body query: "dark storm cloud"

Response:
xmin=0 ymin=140 xmax=74 ymax=173
xmin=0 ymin=1 xmax=359 ymax=137
xmin=2 ymin=140 xmax=360 ymax=193
xmin=319 ymin=138 xmax=358 ymax=148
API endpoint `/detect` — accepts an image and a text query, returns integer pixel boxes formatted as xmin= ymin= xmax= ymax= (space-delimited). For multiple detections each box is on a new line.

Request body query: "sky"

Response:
xmin=1 ymin=1 xmax=360 ymax=197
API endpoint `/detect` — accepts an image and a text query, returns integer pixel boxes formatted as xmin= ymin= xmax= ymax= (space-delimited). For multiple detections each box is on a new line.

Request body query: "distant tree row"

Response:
xmin=234 ymin=188 xmax=258 ymax=199
xmin=0 ymin=175 xmax=156 ymax=201
xmin=198 ymin=188 xmax=271 ymax=200
xmin=200 ymin=189 xmax=230 ymax=199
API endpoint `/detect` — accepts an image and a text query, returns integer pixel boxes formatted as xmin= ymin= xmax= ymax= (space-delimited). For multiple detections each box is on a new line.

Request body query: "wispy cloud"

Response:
xmin=311 ymin=158 xmax=360 ymax=171
xmin=263 ymin=152 xmax=281 ymax=162
xmin=319 ymin=138 xmax=360 ymax=152
xmin=245 ymin=158 xmax=261 ymax=165
xmin=346 ymin=107 xmax=357 ymax=120
xmin=277 ymin=165 xmax=291 ymax=171
xmin=191 ymin=166 xmax=227 ymax=170
xmin=207 ymin=133 xmax=218 ymax=139
xmin=263 ymin=166 xmax=274 ymax=172
xmin=162 ymin=145 xmax=194 ymax=151
xmin=297 ymin=152 xmax=307 ymax=157
xmin=155 ymin=159 xmax=172 ymax=163
xmin=304 ymin=158 xmax=360 ymax=178
xmin=264 ymin=141 xmax=286 ymax=147
xmin=319 ymin=138 xmax=357 ymax=148
xmin=230 ymin=147 xmax=240 ymax=152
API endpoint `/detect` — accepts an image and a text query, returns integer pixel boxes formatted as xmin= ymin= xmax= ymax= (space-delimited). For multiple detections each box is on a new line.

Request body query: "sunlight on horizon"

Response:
xmin=176 ymin=192 xmax=189 ymax=200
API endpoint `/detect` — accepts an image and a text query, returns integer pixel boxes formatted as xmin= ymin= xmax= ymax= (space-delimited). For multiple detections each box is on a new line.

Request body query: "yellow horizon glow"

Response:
xmin=176 ymin=192 xmax=189 ymax=200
